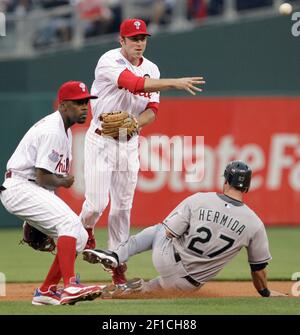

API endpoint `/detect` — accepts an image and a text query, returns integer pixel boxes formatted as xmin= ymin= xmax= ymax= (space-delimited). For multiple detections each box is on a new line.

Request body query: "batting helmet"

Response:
xmin=224 ymin=160 xmax=252 ymax=193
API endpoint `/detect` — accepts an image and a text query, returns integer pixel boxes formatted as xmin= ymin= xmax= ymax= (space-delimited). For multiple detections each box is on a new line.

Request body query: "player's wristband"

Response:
xmin=258 ymin=288 xmax=271 ymax=297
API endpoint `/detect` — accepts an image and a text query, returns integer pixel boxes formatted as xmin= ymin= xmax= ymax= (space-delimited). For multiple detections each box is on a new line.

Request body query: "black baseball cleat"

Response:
xmin=82 ymin=249 xmax=119 ymax=269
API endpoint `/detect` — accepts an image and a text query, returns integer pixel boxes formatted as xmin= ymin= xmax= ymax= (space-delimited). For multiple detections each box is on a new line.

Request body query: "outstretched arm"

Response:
xmin=251 ymin=268 xmax=270 ymax=296
xmin=144 ymin=77 xmax=205 ymax=95
xmin=251 ymin=267 xmax=287 ymax=297
xmin=118 ymin=69 xmax=205 ymax=96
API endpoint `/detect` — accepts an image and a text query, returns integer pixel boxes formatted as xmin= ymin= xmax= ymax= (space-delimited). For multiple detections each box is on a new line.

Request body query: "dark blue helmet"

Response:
xmin=224 ymin=160 xmax=252 ymax=193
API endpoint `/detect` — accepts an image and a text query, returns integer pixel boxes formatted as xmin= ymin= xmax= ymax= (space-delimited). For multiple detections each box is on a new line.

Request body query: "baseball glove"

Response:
xmin=20 ymin=221 xmax=56 ymax=253
xmin=100 ymin=111 xmax=139 ymax=140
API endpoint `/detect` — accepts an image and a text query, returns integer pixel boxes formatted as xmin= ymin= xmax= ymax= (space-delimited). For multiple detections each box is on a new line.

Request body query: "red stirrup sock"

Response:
xmin=40 ymin=254 xmax=61 ymax=292
xmin=57 ymin=236 xmax=77 ymax=287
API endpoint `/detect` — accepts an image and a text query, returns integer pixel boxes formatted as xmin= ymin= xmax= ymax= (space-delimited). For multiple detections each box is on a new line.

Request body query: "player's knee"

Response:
xmin=76 ymin=227 xmax=88 ymax=253
xmin=60 ymin=218 xmax=88 ymax=253
xmin=113 ymin=197 xmax=134 ymax=210
xmin=56 ymin=215 xmax=86 ymax=248
xmin=108 ymin=209 xmax=127 ymax=226
xmin=83 ymin=201 xmax=108 ymax=221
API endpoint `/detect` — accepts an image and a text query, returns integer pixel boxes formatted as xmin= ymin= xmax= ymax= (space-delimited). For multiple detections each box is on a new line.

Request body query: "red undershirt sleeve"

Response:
xmin=118 ymin=69 xmax=146 ymax=93
xmin=146 ymin=102 xmax=159 ymax=115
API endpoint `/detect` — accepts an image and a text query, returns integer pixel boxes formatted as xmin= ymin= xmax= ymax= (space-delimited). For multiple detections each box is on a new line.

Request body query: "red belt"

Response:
xmin=1 ymin=171 xmax=11 ymax=191
xmin=5 ymin=170 xmax=12 ymax=178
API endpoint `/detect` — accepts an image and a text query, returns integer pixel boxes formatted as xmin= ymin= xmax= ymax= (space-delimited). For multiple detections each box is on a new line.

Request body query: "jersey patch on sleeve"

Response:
xmin=48 ymin=149 xmax=60 ymax=163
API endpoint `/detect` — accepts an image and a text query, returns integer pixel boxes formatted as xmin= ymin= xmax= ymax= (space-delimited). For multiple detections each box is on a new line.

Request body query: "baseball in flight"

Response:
xmin=279 ymin=3 xmax=293 ymax=15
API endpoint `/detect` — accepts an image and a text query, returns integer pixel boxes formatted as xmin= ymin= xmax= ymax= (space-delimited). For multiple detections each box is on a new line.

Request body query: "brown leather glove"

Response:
xmin=100 ymin=111 xmax=139 ymax=140
xmin=20 ymin=221 xmax=56 ymax=252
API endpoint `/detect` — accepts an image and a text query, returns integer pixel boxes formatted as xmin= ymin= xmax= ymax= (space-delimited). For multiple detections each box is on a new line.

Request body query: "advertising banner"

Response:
xmin=58 ymin=97 xmax=300 ymax=226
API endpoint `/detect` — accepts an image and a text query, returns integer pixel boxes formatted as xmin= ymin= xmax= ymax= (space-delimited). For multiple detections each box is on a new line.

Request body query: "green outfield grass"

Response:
xmin=0 ymin=297 xmax=299 ymax=315
xmin=0 ymin=227 xmax=299 ymax=282
xmin=0 ymin=227 xmax=299 ymax=315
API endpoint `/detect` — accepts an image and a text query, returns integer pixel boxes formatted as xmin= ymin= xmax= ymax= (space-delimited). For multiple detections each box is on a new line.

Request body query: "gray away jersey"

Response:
xmin=163 ymin=192 xmax=272 ymax=284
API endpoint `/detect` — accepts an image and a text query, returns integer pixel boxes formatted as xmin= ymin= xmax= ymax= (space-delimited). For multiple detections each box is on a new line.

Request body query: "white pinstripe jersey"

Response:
xmin=89 ymin=48 xmax=160 ymax=131
xmin=163 ymin=192 xmax=272 ymax=283
xmin=5 ymin=111 xmax=72 ymax=181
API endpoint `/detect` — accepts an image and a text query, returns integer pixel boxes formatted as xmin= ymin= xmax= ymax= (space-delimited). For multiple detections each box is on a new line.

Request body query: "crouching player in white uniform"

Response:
xmin=83 ymin=161 xmax=286 ymax=297
xmin=0 ymin=81 xmax=103 ymax=305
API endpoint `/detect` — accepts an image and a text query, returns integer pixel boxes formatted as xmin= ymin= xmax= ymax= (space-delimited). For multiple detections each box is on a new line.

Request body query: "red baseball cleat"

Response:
xmin=32 ymin=285 xmax=61 ymax=306
xmin=60 ymin=276 xmax=102 ymax=305
xmin=112 ymin=263 xmax=127 ymax=286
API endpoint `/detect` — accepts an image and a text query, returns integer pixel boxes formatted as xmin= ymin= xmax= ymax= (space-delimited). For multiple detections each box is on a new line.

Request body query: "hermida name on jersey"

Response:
xmin=198 ymin=208 xmax=246 ymax=235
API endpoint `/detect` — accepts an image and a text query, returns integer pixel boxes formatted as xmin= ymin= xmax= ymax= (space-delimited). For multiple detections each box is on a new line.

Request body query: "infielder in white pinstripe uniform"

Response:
xmin=80 ymin=18 xmax=205 ymax=285
xmin=83 ymin=161 xmax=286 ymax=297
xmin=0 ymin=81 xmax=103 ymax=305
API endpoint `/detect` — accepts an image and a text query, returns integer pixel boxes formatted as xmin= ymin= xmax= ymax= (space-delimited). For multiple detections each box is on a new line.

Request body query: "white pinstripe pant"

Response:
xmin=80 ymin=128 xmax=139 ymax=249
xmin=0 ymin=178 xmax=88 ymax=253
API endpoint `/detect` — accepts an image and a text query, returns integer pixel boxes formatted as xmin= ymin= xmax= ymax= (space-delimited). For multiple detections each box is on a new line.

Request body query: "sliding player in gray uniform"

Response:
xmin=83 ymin=161 xmax=284 ymax=297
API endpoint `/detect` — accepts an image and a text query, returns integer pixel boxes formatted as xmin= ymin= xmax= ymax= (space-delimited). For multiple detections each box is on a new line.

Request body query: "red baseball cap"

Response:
xmin=120 ymin=18 xmax=151 ymax=37
xmin=58 ymin=81 xmax=98 ymax=103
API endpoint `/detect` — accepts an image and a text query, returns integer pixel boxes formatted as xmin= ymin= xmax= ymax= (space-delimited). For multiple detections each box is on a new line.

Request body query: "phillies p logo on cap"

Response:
xmin=134 ymin=21 xmax=141 ymax=30
xmin=120 ymin=18 xmax=151 ymax=37
xmin=58 ymin=81 xmax=98 ymax=103
xmin=79 ymin=83 xmax=86 ymax=92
